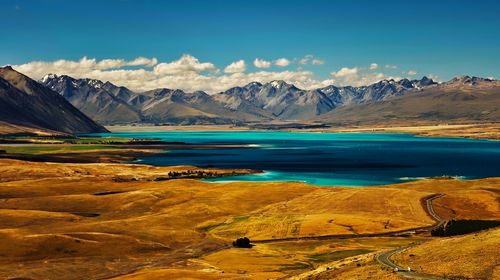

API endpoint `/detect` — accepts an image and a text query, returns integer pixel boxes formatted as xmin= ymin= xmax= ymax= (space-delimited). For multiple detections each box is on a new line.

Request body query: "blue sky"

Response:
xmin=1 ymin=0 xmax=500 ymax=91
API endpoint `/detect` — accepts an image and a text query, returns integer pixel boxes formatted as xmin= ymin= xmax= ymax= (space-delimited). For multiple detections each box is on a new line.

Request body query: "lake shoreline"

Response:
xmin=98 ymin=131 xmax=500 ymax=187
xmin=106 ymin=122 xmax=500 ymax=140
xmin=2 ymin=130 xmax=498 ymax=187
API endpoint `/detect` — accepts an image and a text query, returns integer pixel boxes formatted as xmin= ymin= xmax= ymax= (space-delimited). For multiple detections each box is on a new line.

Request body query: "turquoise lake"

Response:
xmin=92 ymin=131 xmax=500 ymax=186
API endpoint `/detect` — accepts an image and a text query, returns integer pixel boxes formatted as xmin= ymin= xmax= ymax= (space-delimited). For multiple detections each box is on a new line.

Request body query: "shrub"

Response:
xmin=431 ymin=219 xmax=500 ymax=236
xmin=232 ymin=237 xmax=252 ymax=248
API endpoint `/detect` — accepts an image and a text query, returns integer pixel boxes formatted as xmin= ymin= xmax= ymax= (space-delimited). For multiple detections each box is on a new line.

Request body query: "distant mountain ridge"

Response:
xmin=0 ymin=67 xmax=107 ymax=135
xmin=215 ymin=77 xmax=438 ymax=120
xmin=316 ymin=76 xmax=500 ymax=125
xmin=41 ymin=74 xmax=142 ymax=124
xmin=41 ymin=74 xmax=466 ymax=125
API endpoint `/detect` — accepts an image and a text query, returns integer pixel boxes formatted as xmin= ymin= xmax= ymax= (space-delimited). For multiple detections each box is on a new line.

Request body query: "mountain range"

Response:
xmin=42 ymin=73 xmax=497 ymax=126
xmin=317 ymin=76 xmax=500 ymax=125
xmin=1 ymin=65 xmax=498 ymax=134
xmin=0 ymin=66 xmax=107 ymax=135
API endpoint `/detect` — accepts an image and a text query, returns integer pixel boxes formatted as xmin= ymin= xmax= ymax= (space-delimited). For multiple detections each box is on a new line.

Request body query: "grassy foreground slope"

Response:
xmin=0 ymin=159 xmax=498 ymax=279
xmin=393 ymin=228 xmax=500 ymax=280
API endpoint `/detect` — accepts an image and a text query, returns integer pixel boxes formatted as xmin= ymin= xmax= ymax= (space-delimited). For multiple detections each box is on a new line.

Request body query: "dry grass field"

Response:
xmin=393 ymin=228 xmax=500 ymax=280
xmin=0 ymin=159 xmax=498 ymax=279
xmin=323 ymin=123 xmax=500 ymax=140
xmin=383 ymin=178 xmax=500 ymax=221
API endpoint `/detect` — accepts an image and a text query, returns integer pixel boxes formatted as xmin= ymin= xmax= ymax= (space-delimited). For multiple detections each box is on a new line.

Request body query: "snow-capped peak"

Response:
xmin=41 ymin=73 xmax=58 ymax=83
xmin=87 ymin=79 xmax=103 ymax=89
xmin=270 ymin=80 xmax=285 ymax=89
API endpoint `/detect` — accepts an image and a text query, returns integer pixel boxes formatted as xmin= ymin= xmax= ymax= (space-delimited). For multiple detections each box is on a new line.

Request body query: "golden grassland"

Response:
xmin=0 ymin=158 xmax=498 ymax=279
xmin=321 ymin=123 xmax=500 ymax=140
xmin=393 ymin=228 xmax=500 ymax=280
xmin=2 ymin=121 xmax=499 ymax=140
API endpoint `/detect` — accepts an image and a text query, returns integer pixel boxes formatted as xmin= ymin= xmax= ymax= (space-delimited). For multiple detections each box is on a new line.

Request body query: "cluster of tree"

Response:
xmin=129 ymin=138 xmax=169 ymax=145
xmin=232 ymin=237 xmax=253 ymax=248
xmin=431 ymin=219 xmax=500 ymax=237
xmin=64 ymin=139 xmax=126 ymax=144
xmin=167 ymin=170 xmax=218 ymax=179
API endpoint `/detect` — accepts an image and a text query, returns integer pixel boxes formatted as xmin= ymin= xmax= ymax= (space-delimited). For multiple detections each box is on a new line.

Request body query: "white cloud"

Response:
xmin=224 ymin=59 xmax=246 ymax=73
xmin=96 ymin=58 xmax=157 ymax=69
xmin=298 ymin=55 xmax=324 ymax=66
xmin=153 ymin=54 xmax=216 ymax=75
xmin=385 ymin=64 xmax=397 ymax=69
xmin=406 ymin=70 xmax=418 ymax=76
xmin=11 ymin=55 xmax=399 ymax=93
xmin=331 ymin=67 xmax=359 ymax=78
xmin=427 ymin=74 xmax=441 ymax=82
xmin=330 ymin=66 xmax=397 ymax=86
xmin=312 ymin=59 xmax=325 ymax=65
xmin=299 ymin=54 xmax=314 ymax=65
xmin=370 ymin=63 xmax=378 ymax=70
xmin=11 ymin=55 xmax=332 ymax=93
xmin=274 ymin=58 xmax=291 ymax=67
xmin=96 ymin=59 xmax=125 ymax=69
xmin=127 ymin=57 xmax=158 ymax=67
xmin=253 ymin=58 xmax=271 ymax=68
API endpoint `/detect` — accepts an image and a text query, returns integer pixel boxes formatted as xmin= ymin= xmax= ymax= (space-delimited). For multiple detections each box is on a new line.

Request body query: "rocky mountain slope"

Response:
xmin=41 ymin=74 xmax=142 ymax=124
xmin=316 ymin=76 xmax=500 ymax=125
xmin=215 ymin=78 xmax=437 ymax=120
xmin=0 ymin=66 xmax=107 ymax=134
xmin=41 ymin=74 xmax=451 ymax=125
xmin=42 ymin=76 xmax=275 ymax=125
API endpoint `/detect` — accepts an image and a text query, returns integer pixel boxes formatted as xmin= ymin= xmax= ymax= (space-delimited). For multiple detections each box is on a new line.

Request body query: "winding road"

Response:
xmin=376 ymin=193 xmax=447 ymax=280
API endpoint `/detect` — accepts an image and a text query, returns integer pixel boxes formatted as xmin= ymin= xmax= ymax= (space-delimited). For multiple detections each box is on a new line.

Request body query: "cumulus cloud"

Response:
xmin=370 ymin=63 xmax=378 ymax=70
xmin=253 ymin=58 xmax=271 ymax=68
xmin=10 ymin=55 xmax=397 ymax=93
xmin=331 ymin=67 xmax=359 ymax=78
xmin=330 ymin=65 xmax=399 ymax=86
xmin=224 ymin=59 xmax=246 ymax=73
xmin=299 ymin=55 xmax=325 ymax=66
xmin=406 ymin=70 xmax=418 ymax=76
xmin=128 ymin=57 xmax=158 ymax=67
xmin=14 ymin=56 xmax=159 ymax=76
xmin=274 ymin=58 xmax=291 ymax=67
xmin=153 ymin=54 xmax=216 ymax=75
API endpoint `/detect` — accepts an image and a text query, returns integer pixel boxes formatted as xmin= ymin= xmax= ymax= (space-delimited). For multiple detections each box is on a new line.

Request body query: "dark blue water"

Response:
xmin=91 ymin=131 xmax=500 ymax=186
